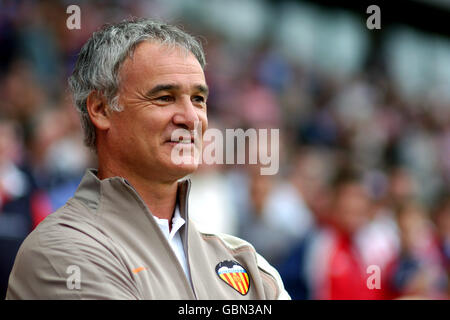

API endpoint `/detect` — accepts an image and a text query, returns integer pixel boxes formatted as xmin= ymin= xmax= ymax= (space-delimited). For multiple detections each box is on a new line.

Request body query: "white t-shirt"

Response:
xmin=152 ymin=206 xmax=190 ymax=281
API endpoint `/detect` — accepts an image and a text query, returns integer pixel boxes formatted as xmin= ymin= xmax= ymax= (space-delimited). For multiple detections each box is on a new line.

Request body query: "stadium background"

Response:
xmin=0 ymin=0 xmax=449 ymax=299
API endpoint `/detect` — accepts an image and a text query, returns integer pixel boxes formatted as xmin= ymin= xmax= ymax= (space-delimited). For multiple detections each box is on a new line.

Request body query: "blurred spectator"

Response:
xmin=263 ymin=148 xmax=332 ymax=244
xmin=355 ymin=204 xmax=400 ymax=284
xmin=188 ymin=165 xmax=239 ymax=236
xmin=354 ymin=168 xmax=403 ymax=279
xmin=387 ymin=201 xmax=448 ymax=299
xmin=235 ymin=166 xmax=292 ymax=266
xmin=282 ymin=170 xmax=389 ymax=299
xmin=0 ymin=119 xmax=32 ymax=238
xmin=432 ymin=195 xmax=450 ymax=276
xmin=280 ymin=170 xmax=384 ymax=299
xmin=310 ymin=171 xmax=382 ymax=299
xmin=0 ymin=119 xmax=34 ymax=298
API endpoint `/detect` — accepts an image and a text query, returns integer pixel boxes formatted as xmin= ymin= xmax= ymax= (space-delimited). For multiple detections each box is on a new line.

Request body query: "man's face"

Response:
xmin=334 ymin=183 xmax=370 ymax=235
xmin=107 ymin=41 xmax=208 ymax=182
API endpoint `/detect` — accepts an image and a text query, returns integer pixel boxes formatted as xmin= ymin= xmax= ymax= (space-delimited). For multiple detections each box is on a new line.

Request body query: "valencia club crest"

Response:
xmin=215 ymin=260 xmax=250 ymax=295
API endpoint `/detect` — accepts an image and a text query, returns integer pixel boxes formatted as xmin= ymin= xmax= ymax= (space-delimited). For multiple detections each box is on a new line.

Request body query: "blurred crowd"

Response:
xmin=0 ymin=0 xmax=449 ymax=299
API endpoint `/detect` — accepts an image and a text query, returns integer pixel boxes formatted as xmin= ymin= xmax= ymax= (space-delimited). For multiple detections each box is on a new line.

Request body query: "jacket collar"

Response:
xmin=73 ymin=168 xmax=191 ymax=221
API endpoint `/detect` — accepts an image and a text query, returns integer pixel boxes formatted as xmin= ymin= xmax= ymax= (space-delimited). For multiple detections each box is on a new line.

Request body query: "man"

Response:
xmin=6 ymin=18 xmax=290 ymax=300
xmin=302 ymin=171 xmax=380 ymax=299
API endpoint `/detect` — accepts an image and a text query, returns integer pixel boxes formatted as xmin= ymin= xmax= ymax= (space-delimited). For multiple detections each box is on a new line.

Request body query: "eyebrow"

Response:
xmin=195 ymin=84 xmax=209 ymax=97
xmin=145 ymin=84 xmax=209 ymax=97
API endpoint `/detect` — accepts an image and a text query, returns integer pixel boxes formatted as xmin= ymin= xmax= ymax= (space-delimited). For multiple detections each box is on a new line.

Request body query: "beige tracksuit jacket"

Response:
xmin=6 ymin=169 xmax=290 ymax=300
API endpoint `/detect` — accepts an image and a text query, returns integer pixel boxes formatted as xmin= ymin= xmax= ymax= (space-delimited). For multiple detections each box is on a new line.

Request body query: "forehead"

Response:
xmin=118 ymin=41 xmax=206 ymax=89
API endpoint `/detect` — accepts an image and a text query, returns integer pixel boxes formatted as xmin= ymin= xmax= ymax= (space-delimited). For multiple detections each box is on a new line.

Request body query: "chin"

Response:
xmin=164 ymin=161 xmax=199 ymax=180
xmin=159 ymin=144 xmax=202 ymax=179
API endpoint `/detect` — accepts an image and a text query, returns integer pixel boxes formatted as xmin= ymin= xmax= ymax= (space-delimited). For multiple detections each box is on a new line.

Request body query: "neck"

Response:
xmin=97 ymin=162 xmax=179 ymax=221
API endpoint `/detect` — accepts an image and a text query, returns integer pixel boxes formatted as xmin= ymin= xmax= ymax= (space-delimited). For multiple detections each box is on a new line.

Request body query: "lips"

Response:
xmin=166 ymin=136 xmax=195 ymax=144
xmin=165 ymin=131 xmax=197 ymax=144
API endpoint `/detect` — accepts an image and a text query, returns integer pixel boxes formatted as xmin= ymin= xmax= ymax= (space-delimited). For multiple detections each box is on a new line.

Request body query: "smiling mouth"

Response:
xmin=167 ymin=141 xmax=193 ymax=145
xmin=166 ymin=137 xmax=195 ymax=145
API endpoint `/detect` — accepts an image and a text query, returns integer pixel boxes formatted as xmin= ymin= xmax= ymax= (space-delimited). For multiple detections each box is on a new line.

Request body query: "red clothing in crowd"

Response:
xmin=310 ymin=228 xmax=385 ymax=300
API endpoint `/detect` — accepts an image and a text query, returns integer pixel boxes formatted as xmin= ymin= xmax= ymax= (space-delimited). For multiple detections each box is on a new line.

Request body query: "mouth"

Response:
xmin=165 ymin=135 xmax=195 ymax=145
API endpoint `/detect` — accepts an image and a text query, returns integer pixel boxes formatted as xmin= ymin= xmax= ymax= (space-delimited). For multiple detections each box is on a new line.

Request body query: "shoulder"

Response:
xmin=198 ymin=230 xmax=291 ymax=300
xmin=6 ymin=201 xmax=136 ymax=300
xmin=200 ymin=231 xmax=254 ymax=252
xmin=21 ymin=199 xmax=110 ymax=256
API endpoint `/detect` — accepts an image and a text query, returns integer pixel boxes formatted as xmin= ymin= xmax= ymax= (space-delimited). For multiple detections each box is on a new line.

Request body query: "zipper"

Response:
xmin=182 ymin=179 xmax=198 ymax=299
xmin=121 ymin=177 xmax=198 ymax=299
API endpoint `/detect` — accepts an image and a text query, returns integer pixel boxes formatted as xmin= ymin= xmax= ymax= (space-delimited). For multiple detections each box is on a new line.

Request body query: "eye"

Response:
xmin=192 ymin=95 xmax=206 ymax=103
xmin=156 ymin=95 xmax=174 ymax=103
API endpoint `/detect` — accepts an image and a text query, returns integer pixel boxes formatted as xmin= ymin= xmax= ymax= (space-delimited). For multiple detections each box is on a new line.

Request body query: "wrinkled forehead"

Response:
xmin=123 ymin=41 xmax=204 ymax=72
xmin=118 ymin=41 xmax=206 ymax=88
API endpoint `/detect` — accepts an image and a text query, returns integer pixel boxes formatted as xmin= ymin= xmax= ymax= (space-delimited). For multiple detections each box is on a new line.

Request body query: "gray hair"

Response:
xmin=68 ymin=18 xmax=206 ymax=150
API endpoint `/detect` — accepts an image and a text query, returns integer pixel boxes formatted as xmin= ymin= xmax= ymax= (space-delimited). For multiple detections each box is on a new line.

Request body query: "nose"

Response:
xmin=172 ymin=97 xmax=200 ymax=131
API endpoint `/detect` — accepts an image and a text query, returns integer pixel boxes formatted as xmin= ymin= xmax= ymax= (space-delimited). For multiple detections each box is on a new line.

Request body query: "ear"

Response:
xmin=86 ymin=91 xmax=111 ymax=131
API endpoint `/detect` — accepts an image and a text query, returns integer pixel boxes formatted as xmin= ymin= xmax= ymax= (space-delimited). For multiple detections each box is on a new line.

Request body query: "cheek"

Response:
xmin=111 ymin=113 xmax=154 ymax=150
xmin=136 ymin=110 xmax=169 ymax=138
xmin=198 ymin=112 xmax=208 ymax=135
xmin=108 ymin=115 xmax=130 ymax=146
